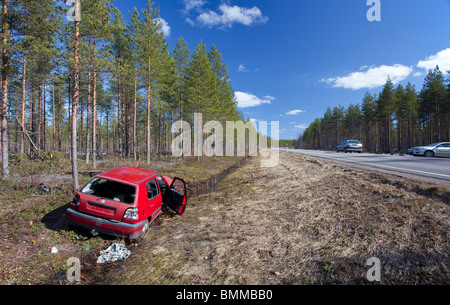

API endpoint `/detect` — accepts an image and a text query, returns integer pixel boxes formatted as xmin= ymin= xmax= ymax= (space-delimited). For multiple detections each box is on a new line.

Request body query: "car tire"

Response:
xmin=424 ymin=151 xmax=435 ymax=158
xmin=137 ymin=220 xmax=150 ymax=240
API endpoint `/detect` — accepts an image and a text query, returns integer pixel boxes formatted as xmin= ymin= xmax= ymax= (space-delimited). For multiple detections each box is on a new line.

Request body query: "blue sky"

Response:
xmin=113 ymin=0 xmax=450 ymax=140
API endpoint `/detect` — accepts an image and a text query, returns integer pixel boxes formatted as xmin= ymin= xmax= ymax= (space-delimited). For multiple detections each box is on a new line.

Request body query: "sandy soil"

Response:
xmin=103 ymin=151 xmax=449 ymax=285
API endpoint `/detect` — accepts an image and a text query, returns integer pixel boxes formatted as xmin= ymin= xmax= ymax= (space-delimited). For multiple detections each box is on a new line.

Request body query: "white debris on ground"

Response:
xmin=97 ymin=243 xmax=131 ymax=264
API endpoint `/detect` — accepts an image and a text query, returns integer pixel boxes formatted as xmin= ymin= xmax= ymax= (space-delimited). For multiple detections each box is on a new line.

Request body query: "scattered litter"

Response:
xmin=97 ymin=243 xmax=131 ymax=264
xmin=199 ymin=217 xmax=209 ymax=222
xmin=38 ymin=183 xmax=51 ymax=193
xmin=163 ymin=215 xmax=175 ymax=221
xmin=50 ymin=247 xmax=58 ymax=254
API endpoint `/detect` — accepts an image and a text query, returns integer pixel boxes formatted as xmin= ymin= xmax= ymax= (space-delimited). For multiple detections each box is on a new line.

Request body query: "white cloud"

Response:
xmin=286 ymin=109 xmax=305 ymax=115
xmin=156 ymin=18 xmax=171 ymax=37
xmin=235 ymin=92 xmax=272 ymax=108
xmin=263 ymin=95 xmax=276 ymax=101
xmin=238 ymin=64 xmax=249 ymax=72
xmin=322 ymin=64 xmax=413 ymax=90
xmin=185 ymin=18 xmax=195 ymax=26
xmin=197 ymin=4 xmax=268 ymax=28
xmin=417 ymin=48 xmax=450 ymax=73
xmin=295 ymin=124 xmax=308 ymax=129
xmin=182 ymin=0 xmax=206 ymax=13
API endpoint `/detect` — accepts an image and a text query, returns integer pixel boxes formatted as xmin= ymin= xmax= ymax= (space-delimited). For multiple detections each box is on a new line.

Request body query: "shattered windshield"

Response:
xmin=81 ymin=177 xmax=136 ymax=204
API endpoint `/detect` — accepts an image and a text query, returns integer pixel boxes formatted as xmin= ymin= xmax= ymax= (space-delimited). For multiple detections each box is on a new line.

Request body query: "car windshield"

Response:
xmin=81 ymin=177 xmax=136 ymax=204
xmin=428 ymin=143 xmax=441 ymax=147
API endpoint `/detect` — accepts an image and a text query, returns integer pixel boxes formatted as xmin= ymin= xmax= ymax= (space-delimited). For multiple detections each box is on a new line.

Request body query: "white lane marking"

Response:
xmin=287 ymin=150 xmax=450 ymax=180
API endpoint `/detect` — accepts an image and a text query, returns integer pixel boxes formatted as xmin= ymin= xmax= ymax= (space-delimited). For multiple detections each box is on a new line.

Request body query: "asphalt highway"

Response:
xmin=286 ymin=149 xmax=450 ymax=183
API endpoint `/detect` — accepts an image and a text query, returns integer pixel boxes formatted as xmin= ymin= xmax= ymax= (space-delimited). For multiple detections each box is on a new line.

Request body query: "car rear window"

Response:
xmin=348 ymin=140 xmax=361 ymax=144
xmin=81 ymin=177 xmax=136 ymax=204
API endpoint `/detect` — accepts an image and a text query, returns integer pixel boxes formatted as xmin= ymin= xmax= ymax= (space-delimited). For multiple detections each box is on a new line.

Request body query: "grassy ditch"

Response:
xmin=0 ymin=154 xmax=246 ymax=284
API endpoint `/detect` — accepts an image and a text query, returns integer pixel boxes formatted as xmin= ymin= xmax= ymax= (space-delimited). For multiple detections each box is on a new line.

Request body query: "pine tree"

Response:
xmin=208 ymin=44 xmax=238 ymax=122
xmin=70 ymin=1 xmax=81 ymax=191
xmin=80 ymin=0 xmax=113 ymax=168
xmin=419 ymin=66 xmax=446 ymax=143
xmin=394 ymin=84 xmax=407 ymax=152
xmin=140 ymin=1 xmax=165 ymax=164
xmin=377 ymin=77 xmax=395 ymax=152
xmin=173 ymin=36 xmax=190 ymax=159
xmin=186 ymin=40 xmax=218 ymax=161
xmin=1 ymin=0 xmax=9 ymax=178
xmin=404 ymin=83 xmax=419 ymax=148
xmin=361 ymin=92 xmax=377 ymax=151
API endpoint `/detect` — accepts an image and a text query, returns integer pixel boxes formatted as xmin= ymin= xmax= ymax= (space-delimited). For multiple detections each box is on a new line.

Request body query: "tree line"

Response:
xmin=0 ymin=0 xmax=246 ymax=186
xmin=297 ymin=67 xmax=450 ymax=153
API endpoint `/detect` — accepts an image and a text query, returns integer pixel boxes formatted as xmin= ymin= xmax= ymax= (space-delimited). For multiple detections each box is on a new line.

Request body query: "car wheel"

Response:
xmin=424 ymin=151 xmax=435 ymax=158
xmin=138 ymin=220 xmax=150 ymax=239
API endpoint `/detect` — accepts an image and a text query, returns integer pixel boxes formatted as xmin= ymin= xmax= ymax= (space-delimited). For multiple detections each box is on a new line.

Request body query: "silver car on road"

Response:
xmin=336 ymin=140 xmax=363 ymax=153
xmin=408 ymin=142 xmax=450 ymax=158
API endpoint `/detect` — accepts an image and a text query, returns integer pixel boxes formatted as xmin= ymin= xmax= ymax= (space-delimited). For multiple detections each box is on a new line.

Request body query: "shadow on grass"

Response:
xmin=41 ymin=202 xmax=119 ymax=241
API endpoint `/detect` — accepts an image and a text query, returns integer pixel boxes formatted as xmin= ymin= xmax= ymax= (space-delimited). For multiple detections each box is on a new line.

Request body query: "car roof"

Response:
xmin=98 ymin=166 xmax=159 ymax=185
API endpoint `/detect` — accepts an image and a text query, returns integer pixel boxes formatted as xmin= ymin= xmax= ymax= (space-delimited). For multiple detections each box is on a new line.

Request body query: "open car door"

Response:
xmin=163 ymin=177 xmax=187 ymax=215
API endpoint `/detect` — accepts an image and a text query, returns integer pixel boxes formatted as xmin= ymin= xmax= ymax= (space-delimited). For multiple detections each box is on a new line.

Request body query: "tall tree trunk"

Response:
xmin=147 ymin=35 xmax=151 ymax=165
xmin=58 ymin=86 xmax=61 ymax=151
xmin=85 ymin=70 xmax=91 ymax=164
xmin=117 ymin=77 xmax=122 ymax=157
xmin=52 ymin=79 xmax=56 ymax=150
xmin=179 ymin=65 xmax=184 ymax=160
xmin=133 ymin=56 xmax=137 ymax=161
xmin=21 ymin=55 xmax=26 ymax=153
xmin=38 ymin=82 xmax=42 ymax=150
xmin=71 ymin=18 xmax=80 ymax=192
xmin=435 ymin=97 xmax=440 ymax=142
xmin=43 ymin=82 xmax=46 ymax=151
xmin=92 ymin=37 xmax=97 ymax=169
xmin=1 ymin=0 xmax=9 ymax=178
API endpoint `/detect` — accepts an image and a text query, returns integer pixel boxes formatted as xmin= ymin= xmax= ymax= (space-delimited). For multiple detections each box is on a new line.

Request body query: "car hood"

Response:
xmin=414 ymin=145 xmax=436 ymax=150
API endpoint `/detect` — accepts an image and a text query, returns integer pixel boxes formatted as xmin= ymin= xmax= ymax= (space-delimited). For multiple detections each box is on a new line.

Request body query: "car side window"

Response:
xmin=156 ymin=176 xmax=168 ymax=197
xmin=147 ymin=179 xmax=160 ymax=200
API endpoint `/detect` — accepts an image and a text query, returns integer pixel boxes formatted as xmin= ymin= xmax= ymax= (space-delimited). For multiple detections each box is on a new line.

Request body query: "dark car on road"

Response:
xmin=336 ymin=140 xmax=363 ymax=153
xmin=408 ymin=142 xmax=450 ymax=158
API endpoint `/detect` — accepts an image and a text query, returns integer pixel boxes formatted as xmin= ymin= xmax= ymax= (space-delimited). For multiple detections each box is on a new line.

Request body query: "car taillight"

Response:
xmin=72 ymin=194 xmax=80 ymax=206
xmin=124 ymin=208 xmax=139 ymax=221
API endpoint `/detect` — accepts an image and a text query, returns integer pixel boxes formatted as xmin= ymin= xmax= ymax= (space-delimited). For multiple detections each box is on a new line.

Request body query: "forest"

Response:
xmin=297 ymin=68 xmax=450 ymax=153
xmin=0 ymin=0 xmax=247 ymax=187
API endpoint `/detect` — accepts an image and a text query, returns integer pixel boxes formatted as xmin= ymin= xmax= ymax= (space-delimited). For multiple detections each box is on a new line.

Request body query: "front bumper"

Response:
xmin=408 ymin=149 xmax=425 ymax=156
xmin=338 ymin=147 xmax=363 ymax=152
xmin=66 ymin=208 xmax=146 ymax=239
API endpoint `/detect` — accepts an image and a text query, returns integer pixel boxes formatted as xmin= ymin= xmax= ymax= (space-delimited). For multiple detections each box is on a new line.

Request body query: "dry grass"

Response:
xmin=0 ymin=155 xmax=246 ymax=284
xmin=103 ymin=151 xmax=449 ymax=285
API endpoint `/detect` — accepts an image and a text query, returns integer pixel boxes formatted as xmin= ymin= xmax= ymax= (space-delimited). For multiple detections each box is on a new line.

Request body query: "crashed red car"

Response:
xmin=66 ymin=166 xmax=187 ymax=240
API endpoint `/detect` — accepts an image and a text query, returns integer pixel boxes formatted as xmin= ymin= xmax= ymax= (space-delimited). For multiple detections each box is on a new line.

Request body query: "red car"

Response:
xmin=66 ymin=166 xmax=187 ymax=240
